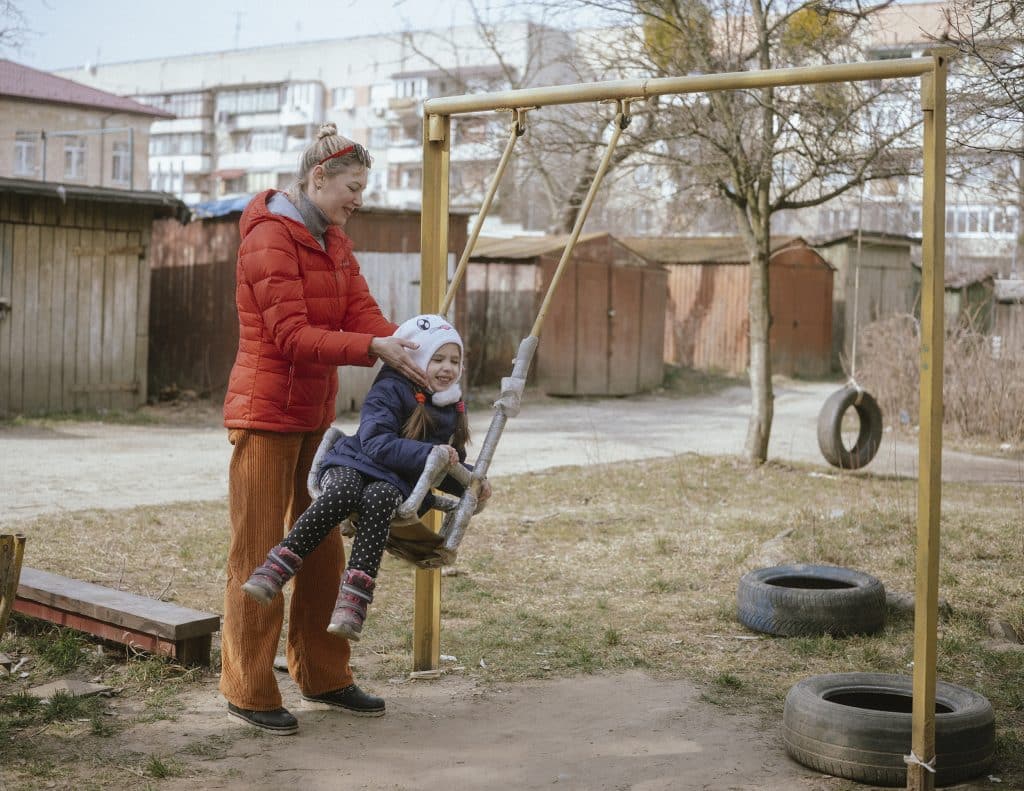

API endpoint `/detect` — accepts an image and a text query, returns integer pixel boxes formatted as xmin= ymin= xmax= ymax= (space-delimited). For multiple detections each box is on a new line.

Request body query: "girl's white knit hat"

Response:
xmin=393 ymin=314 xmax=463 ymax=406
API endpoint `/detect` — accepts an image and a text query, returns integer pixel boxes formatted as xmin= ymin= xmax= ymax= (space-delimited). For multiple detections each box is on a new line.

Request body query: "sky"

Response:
xmin=9 ymin=0 xmax=560 ymax=72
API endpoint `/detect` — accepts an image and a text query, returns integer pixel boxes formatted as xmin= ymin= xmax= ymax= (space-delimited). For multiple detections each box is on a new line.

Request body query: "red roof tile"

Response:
xmin=0 ymin=58 xmax=173 ymax=118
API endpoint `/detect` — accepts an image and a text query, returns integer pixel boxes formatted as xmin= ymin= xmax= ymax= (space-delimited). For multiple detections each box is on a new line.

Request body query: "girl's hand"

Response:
xmin=439 ymin=444 xmax=459 ymax=465
xmin=370 ymin=336 xmax=429 ymax=388
xmin=478 ymin=478 xmax=492 ymax=503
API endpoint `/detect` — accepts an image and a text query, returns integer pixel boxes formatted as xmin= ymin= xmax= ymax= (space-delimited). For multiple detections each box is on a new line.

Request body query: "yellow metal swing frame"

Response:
xmin=415 ymin=54 xmax=950 ymax=791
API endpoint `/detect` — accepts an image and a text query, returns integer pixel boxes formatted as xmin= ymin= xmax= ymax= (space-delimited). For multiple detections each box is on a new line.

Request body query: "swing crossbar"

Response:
xmin=423 ymin=57 xmax=934 ymax=116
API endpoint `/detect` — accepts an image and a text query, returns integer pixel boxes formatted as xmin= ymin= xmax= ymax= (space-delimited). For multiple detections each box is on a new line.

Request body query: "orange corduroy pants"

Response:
xmin=220 ymin=428 xmax=353 ymax=711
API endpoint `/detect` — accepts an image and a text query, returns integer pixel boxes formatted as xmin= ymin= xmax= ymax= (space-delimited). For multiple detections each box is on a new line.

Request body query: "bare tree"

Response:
xmin=936 ymin=0 xmax=1024 ymax=272
xmin=558 ymin=0 xmax=920 ymax=464
xmin=0 ymin=0 xmax=27 ymax=53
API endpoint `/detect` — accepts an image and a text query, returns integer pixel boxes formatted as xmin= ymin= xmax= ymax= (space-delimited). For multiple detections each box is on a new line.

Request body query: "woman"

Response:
xmin=221 ymin=123 xmax=427 ymax=735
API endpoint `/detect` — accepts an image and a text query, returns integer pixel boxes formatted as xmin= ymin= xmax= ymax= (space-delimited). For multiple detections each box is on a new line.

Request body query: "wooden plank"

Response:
xmin=21 ymin=225 xmax=44 ymax=412
xmin=12 ymin=598 xmax=213 ymax=666
xmin=48 ymin=227 xmax=67 ymax=410
xmin=109 ymin=231 xmax=129 ymax=411
xmin=132 ymin=233 xmax=148 ymax=407
xmin=16 ymin=568 xmax=220 ymax=640
xmin=59 ymin=228 xmax=79 ymax=412
xmin=137 ymin=227 xmax=154 ymax=405
xmin=74 ymin=230 xmax=95 ymax=412
xmin=638 ymin=268 xmax=666 ymax=390
xmin=0 ymin=224 xmax=12 ymax=414
xmin=537 ymin=253 xmax=577 ymax=394
xmin=574 ymin=257 xmax=609 ymax=395
xmin=36 ymin=226 xmax=55 ymax=410
xmin=99 ymin=233 xmax=117 ymax=411
xmin=8 ymin=225 xmax=27 ymax=412
xmin=608 ymin=263 xmax=642 ymax=395
xmin=115 ymin=232 xmax=134 ymax=410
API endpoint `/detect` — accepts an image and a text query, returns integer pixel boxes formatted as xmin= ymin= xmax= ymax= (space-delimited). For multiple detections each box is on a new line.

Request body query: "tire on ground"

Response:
xmin=736 ymin=563 xmax=885 ymax=637
xmin=817 ymin=385 xmax=883 ymax=469
xmin=783 ymin=672 xmax=995 ymax=787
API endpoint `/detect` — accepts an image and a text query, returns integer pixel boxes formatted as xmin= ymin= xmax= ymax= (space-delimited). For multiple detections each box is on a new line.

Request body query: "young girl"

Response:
xmin=242 ymin=313 xmax=491 ymax=641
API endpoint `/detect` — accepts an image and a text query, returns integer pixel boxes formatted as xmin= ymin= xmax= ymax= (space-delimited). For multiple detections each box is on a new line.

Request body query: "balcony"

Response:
xmin=215 ymin=111 xmax=280 ymax=132
xmin=217 ymin=150 xmax=297 ymax=171
xmin=150 ymin=117 xmax=212 ymax=135
xmin=149 ymin=154 xmax=212 ymax=175
xmin=387 ymin=96 xmax=422 ymax=119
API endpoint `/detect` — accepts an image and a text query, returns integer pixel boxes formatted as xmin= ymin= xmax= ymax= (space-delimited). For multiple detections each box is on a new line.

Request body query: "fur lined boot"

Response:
xmin=241 ymin=546 xmax=303 ymax=604
xmin=327 ymin=568 xmax=375 ymax=641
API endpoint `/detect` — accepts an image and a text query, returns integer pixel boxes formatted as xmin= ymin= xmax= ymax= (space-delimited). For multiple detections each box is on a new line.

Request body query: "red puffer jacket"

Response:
xmin=223 ymin=190 xmax=397 ymax=432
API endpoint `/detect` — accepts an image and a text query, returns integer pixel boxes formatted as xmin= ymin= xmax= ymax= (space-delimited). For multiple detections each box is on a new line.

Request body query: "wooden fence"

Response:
xmin=0 ymin=182 xmax=184 ymax=415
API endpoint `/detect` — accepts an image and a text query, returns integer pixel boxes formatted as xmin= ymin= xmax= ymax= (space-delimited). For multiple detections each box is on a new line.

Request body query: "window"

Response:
xmin=134 ymin=91 xmax=207 ymax=118
xmin=247 ymin=172 xmax=277 ymax=191
xmin=111 ymin=141 xmax=131 ymax=184
xmin=149 ymin=133 xmax=209 ymax=156
xmin=14 ymin=132 xmax=37 ymax=176
xmin=388 ymin=163 xmax=421 ymax=190
xmin=216 ymin=86 xmax=282 ymax=115
xmin=369 ymin=126 xmax=389 ymax=148
xmin=332 ymin=86 xmax=355 ymax=110
xmin=64 ymin=137 xmax=86 ymax=180
xmin=249 ymin=130 xmax=283 ymax=152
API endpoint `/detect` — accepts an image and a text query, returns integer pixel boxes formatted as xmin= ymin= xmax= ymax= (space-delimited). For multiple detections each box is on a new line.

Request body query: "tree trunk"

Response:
xmin=745 ymin=244 xmax=774 ymax=464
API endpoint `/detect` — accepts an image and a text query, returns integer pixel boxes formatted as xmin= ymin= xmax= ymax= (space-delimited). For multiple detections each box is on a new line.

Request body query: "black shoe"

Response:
xmin=301 ymin=684 xmax=385 ymax=717
xmin=227 ymin=702 xmax=298 ymax=734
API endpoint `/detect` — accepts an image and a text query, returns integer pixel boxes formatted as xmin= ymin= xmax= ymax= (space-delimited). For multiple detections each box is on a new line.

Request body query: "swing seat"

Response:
xmin=307 ymin=428 xmax=474 ymax=569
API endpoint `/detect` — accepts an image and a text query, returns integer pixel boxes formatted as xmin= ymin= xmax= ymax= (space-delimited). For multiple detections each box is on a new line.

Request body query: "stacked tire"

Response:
xmin=783 ymin=673 xmax=995 ymax=787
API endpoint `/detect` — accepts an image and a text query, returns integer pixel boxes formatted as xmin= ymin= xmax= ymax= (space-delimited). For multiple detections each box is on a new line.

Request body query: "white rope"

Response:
xmin=849 ymin=183 xmax=865 ymax=380
xmin=903 ymin=750 xmax=937 ymax=774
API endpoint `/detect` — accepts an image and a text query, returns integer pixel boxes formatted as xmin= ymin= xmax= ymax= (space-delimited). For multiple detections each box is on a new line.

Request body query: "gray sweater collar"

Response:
xmin=267 ymin=189 xmax=331 ymax=249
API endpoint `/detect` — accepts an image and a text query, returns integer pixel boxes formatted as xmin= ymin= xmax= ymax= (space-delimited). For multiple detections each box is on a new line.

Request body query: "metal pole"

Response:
xmin=413 ymin=110 xmax=451 ymax=672
xmin=425 ymin=58 xmax=934 ymax=116
xmin=908 ymin=52 xmax=947 ymax=791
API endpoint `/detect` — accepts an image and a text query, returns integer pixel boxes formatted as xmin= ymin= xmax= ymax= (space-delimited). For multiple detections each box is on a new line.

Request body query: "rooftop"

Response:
xmin=0 ymin=59 xmax=173 ymax=117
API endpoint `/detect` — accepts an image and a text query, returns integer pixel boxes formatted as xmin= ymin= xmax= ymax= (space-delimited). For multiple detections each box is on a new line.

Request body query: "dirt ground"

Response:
xmin=2 ymin=378 xmax=1019 ymax=790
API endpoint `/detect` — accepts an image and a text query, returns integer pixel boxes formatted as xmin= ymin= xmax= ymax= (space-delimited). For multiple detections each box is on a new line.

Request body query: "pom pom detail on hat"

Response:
xmin=393 ymin=314 xmax=464 ymax=406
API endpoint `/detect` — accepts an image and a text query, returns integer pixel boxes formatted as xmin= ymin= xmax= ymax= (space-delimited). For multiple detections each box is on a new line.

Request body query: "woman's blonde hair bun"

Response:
xmin=316 ymin=123 xmax=338 ymax=141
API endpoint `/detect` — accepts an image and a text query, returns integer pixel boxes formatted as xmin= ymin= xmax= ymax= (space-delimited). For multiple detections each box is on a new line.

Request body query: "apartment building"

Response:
xmin=809 ymin=2 xmax=1020 ymax=278
xmin=56 ymin=23 xmax=575 ymax=218
xmin=0 ymin=59 xmax=170 ymax=190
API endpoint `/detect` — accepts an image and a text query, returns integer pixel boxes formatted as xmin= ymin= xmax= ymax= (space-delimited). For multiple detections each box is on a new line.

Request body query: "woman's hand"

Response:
xmin=477 ymin=478 xmax=492 ymax=503
xmin=370 ymin=336 xmax=429 ymax=388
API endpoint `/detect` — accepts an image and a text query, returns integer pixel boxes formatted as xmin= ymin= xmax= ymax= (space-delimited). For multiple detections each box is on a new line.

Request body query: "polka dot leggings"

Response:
xmin=281 ymin=465 xmax=402 ymax=578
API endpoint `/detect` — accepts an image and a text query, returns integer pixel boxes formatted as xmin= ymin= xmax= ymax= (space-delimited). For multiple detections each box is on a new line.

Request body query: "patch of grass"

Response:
xmin=145 ymin=754 xmax=182 ymax=779
xmin=27 ymin=628 xmax=88 ymax=672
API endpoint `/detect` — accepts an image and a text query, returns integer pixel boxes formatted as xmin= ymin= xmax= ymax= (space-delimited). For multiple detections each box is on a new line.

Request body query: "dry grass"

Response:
xmin=856 ymin=314 xmax=1024 ymax=444
xmin=4 ymin=453 xmax=1024 ymax=788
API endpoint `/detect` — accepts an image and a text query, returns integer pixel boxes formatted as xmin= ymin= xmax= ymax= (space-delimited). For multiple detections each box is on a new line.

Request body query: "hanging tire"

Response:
xmin=783 ymin=672 xmax=995 ymax=787
xmin=736 ymin=564 xmax=885 ymax=637
xmin=817 ymin=385 xmax=883 ymax=469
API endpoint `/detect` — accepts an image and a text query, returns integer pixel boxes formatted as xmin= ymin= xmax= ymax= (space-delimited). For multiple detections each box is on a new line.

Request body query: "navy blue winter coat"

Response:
xmin=321 ymin=366 xmax=469 ymax=500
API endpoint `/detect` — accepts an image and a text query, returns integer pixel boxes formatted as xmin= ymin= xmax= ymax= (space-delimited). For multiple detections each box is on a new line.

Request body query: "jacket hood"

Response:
xmin=239 ymin=189 xmax=353 ymax=258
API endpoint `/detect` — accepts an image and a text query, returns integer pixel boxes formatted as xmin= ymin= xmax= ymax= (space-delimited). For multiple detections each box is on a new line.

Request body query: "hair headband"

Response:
xmin=316 ymin=144 xmax=356 ymax=167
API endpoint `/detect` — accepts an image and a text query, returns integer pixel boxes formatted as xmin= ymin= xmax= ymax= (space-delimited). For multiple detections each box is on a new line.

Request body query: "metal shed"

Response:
xmin=469 ymin=233 xmax=667 ymax=396
xmin=149 ymin=198 xmax=468 ymax=413
xmin=0 ymin=177 xmax=187 ymax=416
xmin=622 ymin=236 xmax=834 ymax=378
xmin=813 ymin=230 xmax=919 ymax=371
